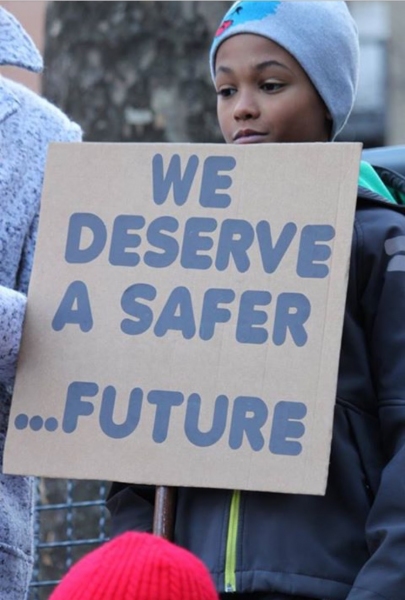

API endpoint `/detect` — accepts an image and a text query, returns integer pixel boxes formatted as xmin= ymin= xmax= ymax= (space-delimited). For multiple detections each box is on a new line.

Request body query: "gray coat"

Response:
xmin=0 ymin=8 xmax=81 ymax=598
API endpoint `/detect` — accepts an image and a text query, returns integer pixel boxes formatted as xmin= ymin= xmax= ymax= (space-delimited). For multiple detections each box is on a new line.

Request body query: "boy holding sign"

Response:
xmin=108 ymin=3 xmax=405 ymax=599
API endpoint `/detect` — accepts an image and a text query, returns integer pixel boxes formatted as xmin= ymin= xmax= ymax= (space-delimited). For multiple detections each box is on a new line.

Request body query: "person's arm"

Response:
xmin=348 ymin=204 xmax=405 ymax=600
xmin=0 ymin=285 xmax=28 ymax=386
xmin=0 ymin=120 xmax=81 ymax=387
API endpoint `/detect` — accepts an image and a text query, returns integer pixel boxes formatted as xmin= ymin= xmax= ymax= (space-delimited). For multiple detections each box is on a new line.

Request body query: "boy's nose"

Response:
xmin=233 ymin=91 xmax=260 ymax=121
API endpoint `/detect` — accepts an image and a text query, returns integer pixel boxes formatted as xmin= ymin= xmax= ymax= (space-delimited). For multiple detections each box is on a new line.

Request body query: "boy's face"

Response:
xmin=214 ymin=34 xmax=331 ymax=144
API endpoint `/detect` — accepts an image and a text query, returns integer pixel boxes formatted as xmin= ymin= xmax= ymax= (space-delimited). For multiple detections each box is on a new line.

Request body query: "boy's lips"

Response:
xmin=233 ymin=129 xmax=268 ymax=144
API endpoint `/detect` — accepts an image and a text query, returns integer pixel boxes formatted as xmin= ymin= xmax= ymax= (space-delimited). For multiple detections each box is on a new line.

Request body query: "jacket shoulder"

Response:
xmin=1 ymin=76 xmax=82 ymax=143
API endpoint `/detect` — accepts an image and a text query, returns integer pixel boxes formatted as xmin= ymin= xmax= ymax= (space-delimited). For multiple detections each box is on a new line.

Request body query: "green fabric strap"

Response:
xmin=359 ymin=161 xmax=397 ymax=204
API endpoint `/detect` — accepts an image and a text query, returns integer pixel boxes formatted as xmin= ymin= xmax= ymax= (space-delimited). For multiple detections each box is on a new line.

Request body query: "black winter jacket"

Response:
xmin=108 ymin=166 xmax=405 ymax=600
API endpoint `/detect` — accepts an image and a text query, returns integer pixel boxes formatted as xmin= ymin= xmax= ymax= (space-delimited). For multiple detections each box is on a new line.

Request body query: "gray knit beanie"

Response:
xmin=210 ymin=1 xmax=360 ymax=140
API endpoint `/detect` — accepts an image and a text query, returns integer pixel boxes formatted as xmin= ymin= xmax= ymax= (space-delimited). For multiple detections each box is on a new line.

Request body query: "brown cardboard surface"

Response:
xmin=4 ymin=142 xmax=361 ymax=495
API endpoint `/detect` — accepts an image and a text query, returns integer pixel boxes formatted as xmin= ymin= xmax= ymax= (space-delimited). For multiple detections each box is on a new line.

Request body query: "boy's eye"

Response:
xmin=217 ymin=87 xmax=236 ymax=98
xmin=262 ymin=82 xmax=285 ymax=93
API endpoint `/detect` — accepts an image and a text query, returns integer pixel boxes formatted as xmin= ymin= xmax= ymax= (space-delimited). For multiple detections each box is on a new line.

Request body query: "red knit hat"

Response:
xmin=49 ymin=532 xmax=219 ymax=600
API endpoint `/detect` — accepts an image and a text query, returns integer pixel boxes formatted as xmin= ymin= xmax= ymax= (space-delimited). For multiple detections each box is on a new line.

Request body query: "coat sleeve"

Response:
xmin=347 ymin=206 xmax=405 ymax=600
xmin=0 ymin=120 xmax=82 ymax=388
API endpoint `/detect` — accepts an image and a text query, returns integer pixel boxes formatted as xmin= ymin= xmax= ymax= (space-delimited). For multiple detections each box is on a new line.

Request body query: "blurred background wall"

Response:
xmin=347 ymin=1 xmax=405 ymax=146
xmin=1 ymin=0 xmax=405 ymax=147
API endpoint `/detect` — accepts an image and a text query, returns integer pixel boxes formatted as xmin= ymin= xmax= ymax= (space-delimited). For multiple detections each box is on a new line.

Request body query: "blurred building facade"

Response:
xmin=0 ymin=1 xmax=404 ymax=145
xmin=343 ymin=1 xmax=405 ymax=147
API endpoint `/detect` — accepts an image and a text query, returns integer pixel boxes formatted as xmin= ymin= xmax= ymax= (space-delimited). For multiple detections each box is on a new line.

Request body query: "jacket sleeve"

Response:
xmin=0 ymin=120 xmax=82 ymax=388
xmin=0 ymin=285 xmax=28 ymax=386
xmin=348 ymin=205 xmax=405 ymax=600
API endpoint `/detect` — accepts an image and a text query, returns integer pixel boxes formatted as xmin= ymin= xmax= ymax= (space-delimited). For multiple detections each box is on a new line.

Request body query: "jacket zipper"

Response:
xmin=224 ymin=490 xmax=241 ymax=592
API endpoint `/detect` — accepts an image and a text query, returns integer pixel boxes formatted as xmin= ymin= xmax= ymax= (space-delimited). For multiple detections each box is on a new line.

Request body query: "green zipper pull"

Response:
xmin=224 ymin=490 xmax=241 ymax=593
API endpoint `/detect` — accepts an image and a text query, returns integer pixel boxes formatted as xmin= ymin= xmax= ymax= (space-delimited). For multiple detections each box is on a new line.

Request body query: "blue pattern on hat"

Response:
xmin=220 ymin=2 xmax=280 ymax=30
xmin=215 ymin=2 xmax=281 ymax=39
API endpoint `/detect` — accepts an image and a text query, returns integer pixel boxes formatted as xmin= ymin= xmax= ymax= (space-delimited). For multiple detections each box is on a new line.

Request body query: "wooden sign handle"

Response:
xmin=153 ymin=486 xmax=177 ymax=540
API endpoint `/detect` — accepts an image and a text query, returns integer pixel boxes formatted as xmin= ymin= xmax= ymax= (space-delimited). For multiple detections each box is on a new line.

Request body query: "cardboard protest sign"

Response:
xmin=4 ymin=142 xmax=361 ymax=495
